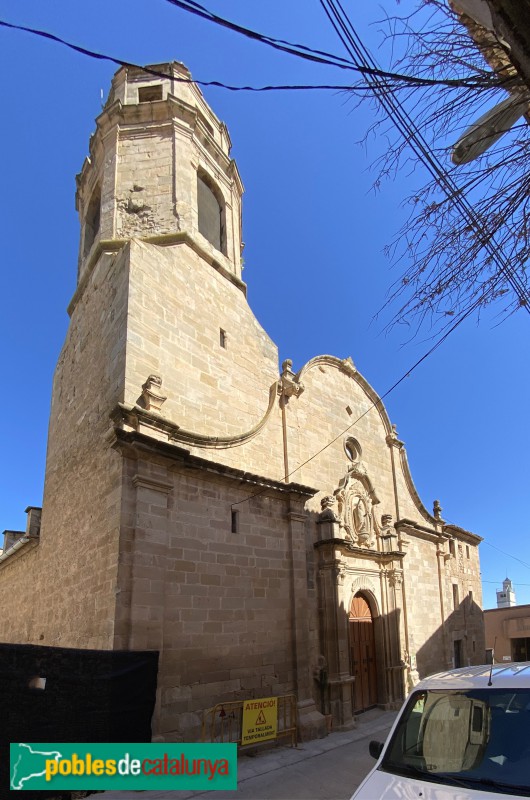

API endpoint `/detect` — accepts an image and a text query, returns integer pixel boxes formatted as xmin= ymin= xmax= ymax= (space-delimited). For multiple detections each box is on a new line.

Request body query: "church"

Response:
xmin=0 ymin=62 xmax=485 ymax=742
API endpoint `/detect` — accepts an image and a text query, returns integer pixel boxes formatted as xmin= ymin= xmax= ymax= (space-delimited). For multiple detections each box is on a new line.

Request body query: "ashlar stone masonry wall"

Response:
xmin=0 ymin=248 xmax=131 ymax=647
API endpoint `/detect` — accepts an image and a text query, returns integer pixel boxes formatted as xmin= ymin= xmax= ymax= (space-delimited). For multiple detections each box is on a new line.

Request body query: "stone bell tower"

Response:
xmin=36 ymin=62 xmax=280 ymax=653
xmin=76 ymin=61 xmax=243 ymax=284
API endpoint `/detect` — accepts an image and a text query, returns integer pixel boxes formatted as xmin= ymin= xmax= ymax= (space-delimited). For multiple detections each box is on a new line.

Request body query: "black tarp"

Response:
xmin=0 ymin=642 xmax=159 ymax=799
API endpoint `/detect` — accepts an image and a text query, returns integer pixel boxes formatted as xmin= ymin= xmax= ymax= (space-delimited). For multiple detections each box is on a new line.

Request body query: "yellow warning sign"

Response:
xmin=241 ymin=696 xmax=278 ymax=746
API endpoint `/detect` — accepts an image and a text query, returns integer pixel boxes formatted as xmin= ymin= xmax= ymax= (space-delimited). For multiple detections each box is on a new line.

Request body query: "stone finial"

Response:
xmin=433 ymin=499 xmax=442 ymax=520
xmin=279 ymin=359 xmax=304 ymax=399
xmin=319 ymin=495 xmax=339 ymax=522
xmin=386 ymin=423 xmax=404 ymax=448
xmin=140 ymin=375 xmax=167 ymax=412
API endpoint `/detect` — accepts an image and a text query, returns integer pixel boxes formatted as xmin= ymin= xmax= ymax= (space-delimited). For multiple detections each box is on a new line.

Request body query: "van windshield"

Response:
xmin=381 ymin=688 xmax=530 ymax=795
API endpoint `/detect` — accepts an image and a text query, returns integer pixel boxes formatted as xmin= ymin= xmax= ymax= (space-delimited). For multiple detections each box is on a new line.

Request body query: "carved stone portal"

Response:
xmin=334 ymin=462 xmax=379 ymax=549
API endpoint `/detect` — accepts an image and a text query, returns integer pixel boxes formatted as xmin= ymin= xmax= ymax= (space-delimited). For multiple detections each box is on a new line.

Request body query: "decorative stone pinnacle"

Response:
xmin=140 ymin=374 xmax=167 ymax=412
xmin=279 ymin=359 xmax=304 ymax=399
xmin=433 ymin=499 xmax=442 ymax=520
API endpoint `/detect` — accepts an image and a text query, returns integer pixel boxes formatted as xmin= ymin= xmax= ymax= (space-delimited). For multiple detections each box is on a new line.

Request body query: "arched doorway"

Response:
xmin=349 ymin=593 xmax=378 ymax=711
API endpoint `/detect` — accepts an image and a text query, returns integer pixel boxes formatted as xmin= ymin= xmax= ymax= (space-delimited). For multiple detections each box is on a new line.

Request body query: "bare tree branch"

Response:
xmin=360 ymin=0 xmax=530 ymax=334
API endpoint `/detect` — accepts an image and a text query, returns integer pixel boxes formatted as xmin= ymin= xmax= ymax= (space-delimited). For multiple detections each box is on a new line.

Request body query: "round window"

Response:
xmin=344 ymin=437 xmax=362 ymax=463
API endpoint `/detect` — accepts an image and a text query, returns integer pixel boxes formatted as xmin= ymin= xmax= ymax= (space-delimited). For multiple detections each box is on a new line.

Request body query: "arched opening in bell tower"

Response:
xmin=197 ymin=170 xmax=226 ymax=255
xmin=82 ymin=183 xmax=101 ymax=258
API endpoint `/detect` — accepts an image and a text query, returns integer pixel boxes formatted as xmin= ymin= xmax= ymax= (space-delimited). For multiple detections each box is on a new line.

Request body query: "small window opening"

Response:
xmin=28 ymin=676 xmax=46 ymax=691
xmin=220 ymin=328 xmax=227 ymax=348
xmin=231 ymin=509 xmax=239 ymax=533
xmin=466 ymin=545 xmax=470 ymax=559
xmin=452 ymin=583 xmax=459 ymax=610
xmin=138 ymin=84 xmax=163 ymax=103
xmin=346 ymin=405 xmax=353 ymax=416
xmin=449 ymin=539 xmax=456 ymax=557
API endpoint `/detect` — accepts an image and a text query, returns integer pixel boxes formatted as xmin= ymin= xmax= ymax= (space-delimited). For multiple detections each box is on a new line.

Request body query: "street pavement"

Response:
xmin=87 ymin=707 xmax=397 ymax=800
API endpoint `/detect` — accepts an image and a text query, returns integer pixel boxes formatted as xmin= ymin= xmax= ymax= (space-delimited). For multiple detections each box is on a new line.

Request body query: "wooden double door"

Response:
xmin=349 ymin=594 xmax=378 ymax=712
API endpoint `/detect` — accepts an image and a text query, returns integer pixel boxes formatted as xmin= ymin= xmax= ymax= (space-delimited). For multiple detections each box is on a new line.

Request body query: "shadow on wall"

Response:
xmin=415 ymin=595 xmax=485 ymax=678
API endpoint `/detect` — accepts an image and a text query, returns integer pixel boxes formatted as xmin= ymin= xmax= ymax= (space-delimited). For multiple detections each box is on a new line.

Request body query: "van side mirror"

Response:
xmin=369 ymin=740 xmax=384 ymax=759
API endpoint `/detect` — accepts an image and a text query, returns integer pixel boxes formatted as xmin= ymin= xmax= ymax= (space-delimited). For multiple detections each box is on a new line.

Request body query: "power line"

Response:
xmin=482 ymin=540 xmax=530 ymax=571
xmin=482 ymin=580 xmax=530 ymax=586
xmin=0 ymin=17 xmax=509 ymax=92
xmin=162 ymin=0 xmax=506 ymax=89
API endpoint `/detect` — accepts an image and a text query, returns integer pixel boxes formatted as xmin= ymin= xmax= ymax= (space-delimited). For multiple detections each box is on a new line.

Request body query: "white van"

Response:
xmin=352 ymin=662 xmax=530 ymax=799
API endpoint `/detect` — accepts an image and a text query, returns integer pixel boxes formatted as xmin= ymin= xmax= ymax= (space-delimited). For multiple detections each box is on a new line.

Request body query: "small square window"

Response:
xmin=138 ymin=84 xmax=163 ymax=103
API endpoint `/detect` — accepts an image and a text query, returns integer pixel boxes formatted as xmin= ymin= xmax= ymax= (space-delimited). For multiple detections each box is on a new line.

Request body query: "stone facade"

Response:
xmin=0 ymin=62 xmax=485 ymax=742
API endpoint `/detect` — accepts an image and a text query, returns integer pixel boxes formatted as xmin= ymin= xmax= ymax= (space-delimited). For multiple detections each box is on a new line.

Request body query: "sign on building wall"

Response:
xmin=241 ymin=697 xmax=278 ymax=746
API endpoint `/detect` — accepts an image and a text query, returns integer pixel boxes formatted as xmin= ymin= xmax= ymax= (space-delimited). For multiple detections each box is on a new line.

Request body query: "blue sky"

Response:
xmin=1 ymin=0 xmax=529 ymax=609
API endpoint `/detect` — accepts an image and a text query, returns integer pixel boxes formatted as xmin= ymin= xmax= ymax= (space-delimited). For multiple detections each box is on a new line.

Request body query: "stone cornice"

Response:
xmin=112 ymin=380 xmax=277 ymax=450
xmin=314 ymin=538 xmax=405 ymax=562
xmin=296 ymin=355 xmax=393 ymax=436
xmin=132 ymin=475 xmax=173 ymax=494
xmin=111 ymin=428 xmax=318 ymax=498
xmin=110 ymin=94 xmax=231 ymax=170
xmin=396 ymin=518 xmax=442 ymax=542
xmin=443 ymin=523 xmax=483 ymax=544
xmin=68 ymin=231 xmax=247 ymax=316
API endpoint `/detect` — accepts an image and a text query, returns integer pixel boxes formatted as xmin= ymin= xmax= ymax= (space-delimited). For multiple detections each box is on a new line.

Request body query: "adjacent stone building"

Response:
xmin=0 ymin=62 xmax=485 ymax=742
